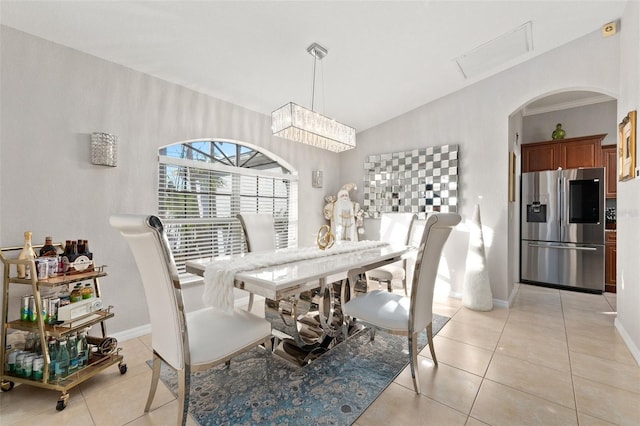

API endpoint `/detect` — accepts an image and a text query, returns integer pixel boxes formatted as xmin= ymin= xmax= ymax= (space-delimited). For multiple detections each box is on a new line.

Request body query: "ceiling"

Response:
xmin=0 ymin=1 xmax=627 ymax=132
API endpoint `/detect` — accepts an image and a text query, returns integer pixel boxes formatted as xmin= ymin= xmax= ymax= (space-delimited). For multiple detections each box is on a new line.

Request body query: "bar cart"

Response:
xmin=1 ymin=242 xmax=126 ymax=411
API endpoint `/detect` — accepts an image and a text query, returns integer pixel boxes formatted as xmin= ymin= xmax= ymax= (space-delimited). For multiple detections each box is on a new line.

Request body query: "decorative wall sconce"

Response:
xmin=312 ymin=170 xmax=323 ymax=188
xmin=91 ymin=132 xmax=118 ymax=167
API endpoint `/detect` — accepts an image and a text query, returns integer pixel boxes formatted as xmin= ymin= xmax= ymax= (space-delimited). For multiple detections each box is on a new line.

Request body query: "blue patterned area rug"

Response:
xmin=152 ymin=314 xmax=449 ymax=425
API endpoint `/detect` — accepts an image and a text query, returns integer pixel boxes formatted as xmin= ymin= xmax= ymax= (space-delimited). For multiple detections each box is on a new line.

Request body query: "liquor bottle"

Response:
xmin=17 ymin=231 xmax=37 ymax=279
xmin=39 ymin=237 xmax=57 ymax=257
xmin=56 ymin=338 xmax=70 ymax=378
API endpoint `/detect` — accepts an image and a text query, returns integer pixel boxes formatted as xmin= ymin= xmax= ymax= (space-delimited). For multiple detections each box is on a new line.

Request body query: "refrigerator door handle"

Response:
xmin=527 ymin=243 xmax=597 ymax=252
xmin=557 ymin=173 xmax=563 ymax=240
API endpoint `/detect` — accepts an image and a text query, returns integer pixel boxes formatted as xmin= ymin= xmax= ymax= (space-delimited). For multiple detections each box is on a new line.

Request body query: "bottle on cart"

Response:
xmin=17 ymin=231 xmax=37 ymax=279
xmin=68 ymin=334 xmax=78 ymax=374
xmin=61 ymin=240 xmax=79 ymax=273
xmin=47 ymin=337 xmax=58 ymax=381
xmin=56 ymin=338 xmax=70 ymax=378
xmin=39 ymin=237 xmax=57 ymax=257
xmin=81 ymin=282 xmax=94 ymax=299
xmin=70 ymin=284 xmax=83 ymax=303
xmin=77 ymin=329 xmax=89 ymax=367
xmin=73 ymin=239 xmax=93 ymax=272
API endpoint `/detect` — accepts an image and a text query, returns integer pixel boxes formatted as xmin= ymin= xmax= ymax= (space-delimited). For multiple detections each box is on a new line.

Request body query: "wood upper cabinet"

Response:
xmin=602 ymin=145 xmax=617 ymax=198
xmin=522 ymin=134 xmax=606 ymax=172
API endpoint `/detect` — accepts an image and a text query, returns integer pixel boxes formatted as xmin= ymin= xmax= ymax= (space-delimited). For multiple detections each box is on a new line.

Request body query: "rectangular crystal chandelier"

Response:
xmin=272 ymin=43 xmax=356 ymax=153
xmin=271 ymin=102 xmax=356 ymax=153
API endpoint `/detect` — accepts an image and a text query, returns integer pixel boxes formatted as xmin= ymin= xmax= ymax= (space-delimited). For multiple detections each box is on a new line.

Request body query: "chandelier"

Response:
xmin=271 ymin=43 xmax=356 ymax=153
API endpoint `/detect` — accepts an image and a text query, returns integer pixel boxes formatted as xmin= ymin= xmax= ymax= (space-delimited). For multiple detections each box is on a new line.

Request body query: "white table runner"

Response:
xmin=203 ymin=240 xmax=388 ymax=312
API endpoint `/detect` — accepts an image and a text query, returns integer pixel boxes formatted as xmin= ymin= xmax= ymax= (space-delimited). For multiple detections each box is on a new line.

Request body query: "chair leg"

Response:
xmin=144 ymin=351 xmax=162 ymax=412
xmin=369 ymin=327 xmax=376 ymax=342
xmin=408 ymin=332 xmax=420 ymax=394
xmin=177 ymin=366 xmax=191 ymax=426
xmin=427 ymin=323 xmax=438 ymax=366
xmin=402 ymin=277 xmax=408 ymax=296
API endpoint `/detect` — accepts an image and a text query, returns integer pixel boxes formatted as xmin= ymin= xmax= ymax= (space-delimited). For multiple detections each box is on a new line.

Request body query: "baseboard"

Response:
xmin=614 ymin=318 xmax=640 ymax=366
xmin=448 ymin=290 xmax=509 ymax=309
xmin=113 ymin=295 xmax=256 ymax=343
xmin=111 ymin=323 xmax=151 ymax=342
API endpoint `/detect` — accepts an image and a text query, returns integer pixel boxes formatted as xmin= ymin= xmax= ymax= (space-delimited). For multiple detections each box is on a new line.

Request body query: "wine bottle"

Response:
xmin=17 ymin=231 xmax=37 ymax=279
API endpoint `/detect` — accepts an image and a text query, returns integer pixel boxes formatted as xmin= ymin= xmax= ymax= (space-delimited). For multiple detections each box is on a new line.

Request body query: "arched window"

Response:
xmin=158 ymin=139 xmax=298 ymax=273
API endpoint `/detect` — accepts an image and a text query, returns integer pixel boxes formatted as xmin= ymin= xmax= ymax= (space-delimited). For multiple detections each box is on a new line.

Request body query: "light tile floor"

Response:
xmin=1 ymin=284 xmax=639 ymax=425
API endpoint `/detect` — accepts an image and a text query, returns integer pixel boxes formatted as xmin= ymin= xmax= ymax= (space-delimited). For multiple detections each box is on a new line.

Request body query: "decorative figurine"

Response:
xmin=552 ymin=123 xmax=566 ymax=140
xmin=323 ymin=183 xmax=364 ymax=242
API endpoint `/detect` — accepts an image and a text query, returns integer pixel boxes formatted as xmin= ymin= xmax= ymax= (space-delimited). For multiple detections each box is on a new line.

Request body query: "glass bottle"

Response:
xmin=56 ymin=338 xmax=70 ymax=378
xmin=77 ymin=239 xmax=85 ymax=254
xmin=47 ymin=337 xmax=58 ymax=381
xmin=81 ymin=282 xmax=94 ymax=299
xmin=39 ymin=237 xmax=57 ymax=257
xmin=77 ymin=329 xmax=89 ymax=367
xmin=17 ymin=231 xmax=37 ymax=279
xmin=67 ymin=334 xmax=78 ymax=374
xmin=70 ymin=284 xmax=83 ymax=303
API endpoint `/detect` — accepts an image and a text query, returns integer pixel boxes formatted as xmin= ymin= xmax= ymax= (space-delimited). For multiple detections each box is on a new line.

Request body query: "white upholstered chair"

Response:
xmin=343 ymin=212 xmax=461 ymax=394
xmin=237 ymin=213 xmax=276 ymax=253
xmin=110 ymin=214 xmax=272 ymax=425
xmin=236 ymin=213 xmax=276 ymax=312
xmin=366 ymin=213 xmax=416 ymax=295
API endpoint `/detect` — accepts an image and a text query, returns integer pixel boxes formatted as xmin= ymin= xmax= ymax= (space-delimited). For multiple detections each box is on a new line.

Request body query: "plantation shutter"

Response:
xmin=158 ymin=141 xmax=298 ymax=273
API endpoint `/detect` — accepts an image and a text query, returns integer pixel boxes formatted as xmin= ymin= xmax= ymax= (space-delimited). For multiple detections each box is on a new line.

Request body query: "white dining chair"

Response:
xmin=236 ymin=213 xmax=277 ymax=313
xmin=110 ymin=214 xmax=272 ymax=426
xmin=342 ymin=212 xmax=461 ymax=394
xmin=366 ymin=213 xmax=416 ymax=295
xmin=237 ymin=213 xmax=276 ymax=253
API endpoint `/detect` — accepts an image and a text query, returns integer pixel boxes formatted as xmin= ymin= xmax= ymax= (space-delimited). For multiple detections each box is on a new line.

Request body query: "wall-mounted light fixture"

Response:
xmin=91 ymin=132 xmax=117 ymax=167
xmin=312 ymin=170 xmax=323 ymax=188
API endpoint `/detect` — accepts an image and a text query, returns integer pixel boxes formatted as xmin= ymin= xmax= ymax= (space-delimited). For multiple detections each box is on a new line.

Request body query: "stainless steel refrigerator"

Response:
xmin=520 ymin=167 xmax=605 ymax=292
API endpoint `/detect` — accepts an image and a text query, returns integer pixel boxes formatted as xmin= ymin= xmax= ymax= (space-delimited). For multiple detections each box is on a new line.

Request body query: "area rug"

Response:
xmin=151 ymin=314 xmax=449 ymax=425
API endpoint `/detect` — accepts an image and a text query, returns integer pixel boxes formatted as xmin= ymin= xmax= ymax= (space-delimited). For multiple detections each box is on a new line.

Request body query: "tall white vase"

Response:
xmin=462 ymin=204 xmax=493 ymax=311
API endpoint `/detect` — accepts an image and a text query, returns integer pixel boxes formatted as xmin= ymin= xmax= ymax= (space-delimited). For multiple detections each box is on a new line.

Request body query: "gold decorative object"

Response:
xmin=316 ymin=225 xmax=335 ymax=250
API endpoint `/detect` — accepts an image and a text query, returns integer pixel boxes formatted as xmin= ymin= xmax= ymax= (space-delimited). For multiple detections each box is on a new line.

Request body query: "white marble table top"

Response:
xmin=186 ymin=243 xmax=412 ymax=300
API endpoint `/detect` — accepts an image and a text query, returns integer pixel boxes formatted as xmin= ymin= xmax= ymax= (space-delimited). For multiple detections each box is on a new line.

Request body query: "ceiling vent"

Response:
xmin=455 ymin=21 xmax=533 ymax=79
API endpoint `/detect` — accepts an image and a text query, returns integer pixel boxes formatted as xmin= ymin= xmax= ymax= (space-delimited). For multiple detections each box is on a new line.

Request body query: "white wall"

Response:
xmin=0 ymin=26 xmax=340 ymax=333
xmin=615 ymin=0 xmax=640 ymax=365
xmin=340 ymin=27 xmax=620 ymax=305
xmin=522 ymin=100 xmax=618 ymax=145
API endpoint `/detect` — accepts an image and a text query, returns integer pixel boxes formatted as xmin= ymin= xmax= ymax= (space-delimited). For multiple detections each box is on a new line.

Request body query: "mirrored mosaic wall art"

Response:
xmin=362 ymin=144 xmax=458 ymax=219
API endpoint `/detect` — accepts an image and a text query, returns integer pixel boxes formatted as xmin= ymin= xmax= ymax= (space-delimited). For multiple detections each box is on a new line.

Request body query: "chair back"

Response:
xmin=410 ymin=212 xmax=461 ymax=332
xmin=405 ymin=218 xmax=426 ymax=287
xmin=237 ymin=213 xmax=276 ymax=252
xmin=379 ymin=213 xmax=416 ymax=246
xmin=110 ymin=214 xmax=188 ymax=370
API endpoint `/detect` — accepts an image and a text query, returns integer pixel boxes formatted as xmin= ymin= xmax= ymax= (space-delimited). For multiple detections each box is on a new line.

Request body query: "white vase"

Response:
xmin=462 ymin=204 xmax=493 ymax=311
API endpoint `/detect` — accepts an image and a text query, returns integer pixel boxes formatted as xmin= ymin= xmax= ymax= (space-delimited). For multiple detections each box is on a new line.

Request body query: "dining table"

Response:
xmin=185 ymin=241 xmax=413 ymax=365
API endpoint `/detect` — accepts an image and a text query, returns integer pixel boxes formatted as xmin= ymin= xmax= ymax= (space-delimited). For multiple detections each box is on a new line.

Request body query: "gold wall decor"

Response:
xmin=618 ymin=110 xmax=637 ymax=181
xmin=509 ymin=151 xmax=516 ymax=202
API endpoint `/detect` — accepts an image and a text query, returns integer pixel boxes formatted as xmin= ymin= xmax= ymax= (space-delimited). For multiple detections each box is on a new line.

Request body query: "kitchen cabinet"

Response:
xmin=605 ymin=231 xmax=616 ymax=293
xmin=522 ymin=134 xmax=606 ymax=172
xmin=602 ymin=145 xmax=617 ymax=198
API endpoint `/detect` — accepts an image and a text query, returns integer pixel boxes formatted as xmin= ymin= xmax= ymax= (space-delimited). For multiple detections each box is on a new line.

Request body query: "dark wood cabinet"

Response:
xmin=521 ymin=134 xmax=606 ymax=172
xmin=605 ymin=231 xmax=617 ymax=293
xmin=602 ymin=145 xmax=617 ymax=198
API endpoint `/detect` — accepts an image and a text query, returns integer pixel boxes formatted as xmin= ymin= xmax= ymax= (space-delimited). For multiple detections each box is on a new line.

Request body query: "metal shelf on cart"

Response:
xmin=1 ymin=352 xmax=124 ymax=392
xmin=5 ymin=268 xmax=107 ymax=288
xmin=5 ymin=309 xmax=115 ymax=338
